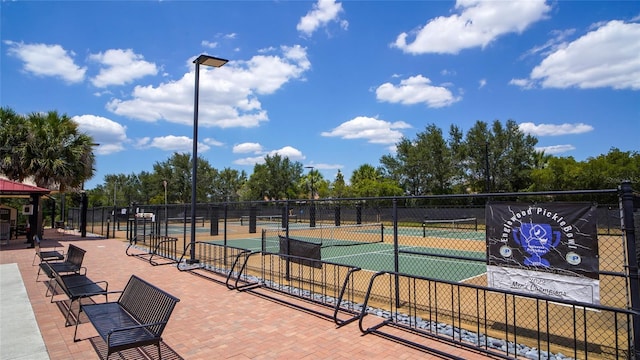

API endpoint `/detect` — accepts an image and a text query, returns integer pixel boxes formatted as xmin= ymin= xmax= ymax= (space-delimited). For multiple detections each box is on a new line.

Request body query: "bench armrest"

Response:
xmin=106 ymin=321 xmax=168 ymax=336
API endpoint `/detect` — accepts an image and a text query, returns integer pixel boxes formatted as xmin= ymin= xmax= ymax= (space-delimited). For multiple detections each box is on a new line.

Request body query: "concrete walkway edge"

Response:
xmin=0 ymin=263 xmax=49 ymax=360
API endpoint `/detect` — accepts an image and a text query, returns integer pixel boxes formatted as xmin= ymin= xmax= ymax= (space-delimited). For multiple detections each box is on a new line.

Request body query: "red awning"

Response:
xmin=0 ymin=178 xmax=51 ymax=196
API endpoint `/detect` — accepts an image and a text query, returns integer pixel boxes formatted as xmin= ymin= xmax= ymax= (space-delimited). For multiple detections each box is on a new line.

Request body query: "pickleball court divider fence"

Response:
xmin=70 ymin=182 xmax=639 ymax=359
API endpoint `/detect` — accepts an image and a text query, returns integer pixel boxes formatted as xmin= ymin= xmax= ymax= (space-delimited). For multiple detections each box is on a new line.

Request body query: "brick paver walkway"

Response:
xmin=0 ymin=229 xmax=494 ymax=359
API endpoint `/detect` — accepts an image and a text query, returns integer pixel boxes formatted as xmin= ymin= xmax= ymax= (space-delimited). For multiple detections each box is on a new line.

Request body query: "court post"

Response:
xmin=210 ymin=205 xmax=219 ymax=236
xmin=393 ymin=198 xmax=400 ymax=308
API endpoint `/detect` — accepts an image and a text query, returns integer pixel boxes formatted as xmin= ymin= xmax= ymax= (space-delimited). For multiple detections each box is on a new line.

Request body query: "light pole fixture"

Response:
xmin=304 ymin=166 xmax=315 ymax=200
xmin=189 ymin=54 xmax=228 ymax=264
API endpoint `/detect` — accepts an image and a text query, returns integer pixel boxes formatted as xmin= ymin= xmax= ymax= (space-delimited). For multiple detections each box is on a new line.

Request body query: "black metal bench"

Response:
xmin=37 ymin=244 xmax=86 ymax=281
xmin=32 ymin=235 xmax=64 ymax=265
xmin=74 ymin=275 xmax=180 ymax=359
xmin=43 ymin=261 xmax=108 ymax=326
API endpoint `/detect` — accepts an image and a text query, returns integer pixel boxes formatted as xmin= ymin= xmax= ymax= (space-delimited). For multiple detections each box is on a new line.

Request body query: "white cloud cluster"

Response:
xmin=232 ymin=144 xmax=305 ymax=166
xmin=89 ymin=49 xmax=158 ymax=88
xmin=321 ymin=116 xmax=411 ymax=145
xmin=233 ymin=143 xmax=263 ymax=154
xmin=297 ymin=0 xmax=348 ymax=37
xmin=376 ymin=75 xmax=461 ymax=108
xmin=536 ymin=144 xmax=576 ymax=155
xmin=5 ymin=41 xmax=86 ymax=83
xmin=515 ymin=20 xmax=640 ymax=90
xmin=72 ymin=114 xmax=127 ymax=155
xmin=107 ymin=45 xmax=311 ymax=129
xmin=519 ymin=122 xmax=594 ymax=136
xmin=393 ymin=0 xmax=550 ymax=54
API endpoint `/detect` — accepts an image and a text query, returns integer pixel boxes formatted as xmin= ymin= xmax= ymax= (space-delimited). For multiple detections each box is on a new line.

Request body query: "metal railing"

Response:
xmin=73 ymin=182 xmax=638 ymax=358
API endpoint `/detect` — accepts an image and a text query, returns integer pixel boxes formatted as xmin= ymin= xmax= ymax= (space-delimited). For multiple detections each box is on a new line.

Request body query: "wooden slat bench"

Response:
xmin=74 ymin=275 xmax=180 ymax=359
xmin=44 ymin=261 xmax=109 ymax=326
xmin=37 ymin=244 xmax=86 ymax=281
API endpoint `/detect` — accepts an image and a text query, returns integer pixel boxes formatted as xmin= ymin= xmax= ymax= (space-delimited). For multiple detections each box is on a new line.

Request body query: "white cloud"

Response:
xmin=297 ymin=0 xmax=347 ymax=37
xmin=146 ymin=135 xmax=210 ymax=153
xmin=478 ymin=79 xmax=487 ymax=88
xmin=536 ymin=144 xmax=576 ymax=155
xmin=234 ymin=145 xmax=305 ymax=166
xmin=509 ymin=78 xmax=534 ymax=89
xmin=201 ymin=40 xmax=218 ymax=49
xmin=203 ymin=138 xmax=224 ymax=147
xmin=519 ymin=122 xmax=594 ymax=136
xmin=233 ymin=143 xmax=263 ymax=154
xmin=526 ymin=20 xmax=640 ymax=90
xmin=72 ymin=114 xmax=127 ymax=155
xmin=393 ymin=0 xmax=550 ymax=54
xmin=321 ymin=116 xmax=411 ymax=145
xmin=376 ymin=75 xmax=461 ymax=108
xmin=107 ymin=45 xmax=310 ymax=129
xmin=89 ymin=49 xmax=158 ymax=88
xmin=4 ymin=41 xmax=86 ymax=83
xmin=267 ymin=146 xmax=305 ymax=160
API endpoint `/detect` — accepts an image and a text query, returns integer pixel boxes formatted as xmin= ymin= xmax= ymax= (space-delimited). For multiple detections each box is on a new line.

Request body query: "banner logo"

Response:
xmin=513 ymin=223 xmax=561 ymax=267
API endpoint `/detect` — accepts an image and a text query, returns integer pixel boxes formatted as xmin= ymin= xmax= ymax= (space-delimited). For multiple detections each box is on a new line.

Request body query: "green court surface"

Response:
xmin=207 ymin=234 xmax=486 ymax=283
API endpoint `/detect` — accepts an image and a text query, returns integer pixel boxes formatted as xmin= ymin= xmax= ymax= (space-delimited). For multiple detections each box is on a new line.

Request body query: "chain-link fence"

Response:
xmin=69 ymin=183 xmax=639 ymax=358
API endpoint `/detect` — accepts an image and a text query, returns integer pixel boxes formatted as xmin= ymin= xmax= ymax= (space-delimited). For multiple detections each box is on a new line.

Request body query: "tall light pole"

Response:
xmin=189 ymin=54 xmax=228 ymax=264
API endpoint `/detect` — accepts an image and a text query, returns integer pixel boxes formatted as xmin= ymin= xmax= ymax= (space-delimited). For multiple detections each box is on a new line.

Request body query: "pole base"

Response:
xmin=187 ymin=259 xmax=200 ymax=265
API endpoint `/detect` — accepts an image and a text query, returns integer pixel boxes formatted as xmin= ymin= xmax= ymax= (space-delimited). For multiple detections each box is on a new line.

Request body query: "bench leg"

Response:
xmin=64 ymin=299 xmax=75 ymax=327
xmin=73 ymin=304 xmax=82 ymax=342
xmin=46 ymin=280 xmax=58 ymax=300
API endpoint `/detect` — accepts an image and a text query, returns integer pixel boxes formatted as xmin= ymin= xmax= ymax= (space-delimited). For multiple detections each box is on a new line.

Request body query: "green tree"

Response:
xmin=350 ymin=164 xmax=403 ymax=197
xmin=300 ymin=168 xmax=327 ymax=199
xmin=381 ymin=124 xmax=458 ymax=195
xmin=330 ymin=170 xmax=349 ymax=198
xmin=0 ymin=107 xmax=29 ymax=180
xmin=245 ymin=154 xmax=303 ymax=200
xmin=212 ymin=167 xmax=247 ymax=202
xmin=0 ymin=109 xmax=95 ymax=191
xmin=152 ymin=153 xmax=193 ymax=204
xmin=463 ymin=119 xmax=537 ymax=192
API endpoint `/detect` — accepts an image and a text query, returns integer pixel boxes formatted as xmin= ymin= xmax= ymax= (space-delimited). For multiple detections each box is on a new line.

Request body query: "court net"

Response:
xmin=262 ymin=222 xmax=384 ymax=249
xmin=421 ymin=217 xmax=478 ymax=236
xmin=240 ymin=214 xmax=299 ymax=226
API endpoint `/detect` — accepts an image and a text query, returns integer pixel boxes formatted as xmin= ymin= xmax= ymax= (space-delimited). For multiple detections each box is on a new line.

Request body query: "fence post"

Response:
xmin=210 ymin=205 xmax=219 ymax=236
xmin=393 ymin=198 xmax=400 ymax=308
xmin=620 ymin=180 xmax=640 ymax=358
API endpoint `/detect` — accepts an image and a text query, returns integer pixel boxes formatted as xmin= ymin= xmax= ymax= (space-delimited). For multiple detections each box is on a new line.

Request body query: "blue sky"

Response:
xmin=2 ymin=0 xmax=639 ymax=190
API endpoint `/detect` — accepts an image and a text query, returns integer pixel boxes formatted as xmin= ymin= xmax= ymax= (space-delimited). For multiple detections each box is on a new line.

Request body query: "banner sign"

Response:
xmin=486 ymin=202 xmax=599 ymax=304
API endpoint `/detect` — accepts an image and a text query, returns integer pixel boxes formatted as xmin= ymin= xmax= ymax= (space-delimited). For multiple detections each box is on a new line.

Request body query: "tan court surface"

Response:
xmin=0 ymin=228 xmax=496 ymax=360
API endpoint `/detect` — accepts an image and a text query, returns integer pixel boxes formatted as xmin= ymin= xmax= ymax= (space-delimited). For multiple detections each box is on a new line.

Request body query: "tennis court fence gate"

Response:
xmin=69 ymin=182 xmax=639 ymax=359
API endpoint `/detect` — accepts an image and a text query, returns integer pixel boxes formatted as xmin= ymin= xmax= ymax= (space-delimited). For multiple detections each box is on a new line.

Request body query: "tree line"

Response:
xmin=1 ymin=106 xmax=638 ymax=210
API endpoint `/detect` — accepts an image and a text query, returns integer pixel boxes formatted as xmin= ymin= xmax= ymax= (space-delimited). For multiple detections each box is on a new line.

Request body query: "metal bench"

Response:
xmin=32 ymin=235 xmax=64 ymax=265
xmin=74 ymin=275 xmax=180 ymax=359
xmin=43 ymin=261 xmax=108 ymax=326
xmin=37 ymin=244 xmax=86 ymax=281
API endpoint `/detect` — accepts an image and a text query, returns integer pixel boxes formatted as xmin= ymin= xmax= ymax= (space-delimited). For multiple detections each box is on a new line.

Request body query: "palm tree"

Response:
xmin=0 ymin=108 xmax=96 ymax=191
xmin=0 ymin=107 xmax=30 ymax=180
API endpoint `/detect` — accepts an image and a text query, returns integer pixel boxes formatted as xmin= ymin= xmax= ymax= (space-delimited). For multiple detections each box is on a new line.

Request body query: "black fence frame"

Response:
xmin=68 ymin=181 xmax=639 ymax=358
